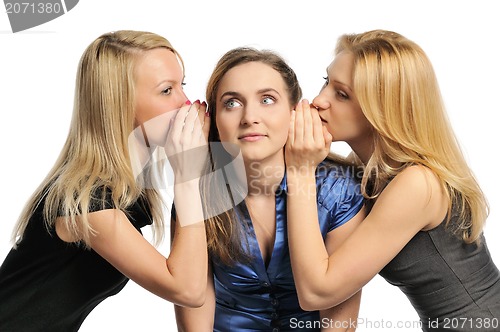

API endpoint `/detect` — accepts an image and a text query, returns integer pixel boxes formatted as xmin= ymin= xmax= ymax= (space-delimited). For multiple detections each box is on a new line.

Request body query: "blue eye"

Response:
xmin=262 ymin=96 xmax=275 ymax=105
xmin=223 ymin=99 xmax=242 ymax=109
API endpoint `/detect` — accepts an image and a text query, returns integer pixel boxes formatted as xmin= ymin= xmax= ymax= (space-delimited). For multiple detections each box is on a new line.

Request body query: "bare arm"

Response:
xmin=174 ymin=266 xmax=215 ymax=332
xmin=67 ymin=101 xmax=209 ymax=307
xmin=285 ymin=100 xmax=447 ymax=311
xmin=171 ymin=206 xmax=215 ymax=332
xmin=319 ymin=215 xmax=364 ymax=332
xmin=81 ymin=178 xmax=207 ymax=307
xmin=288 ymin=165 xmax=446 ymax=310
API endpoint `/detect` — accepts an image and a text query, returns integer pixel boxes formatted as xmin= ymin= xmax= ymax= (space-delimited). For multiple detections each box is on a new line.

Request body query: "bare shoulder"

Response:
xmin=55 ymin=208 xmax=127 ymax=243
xmin=87 ymin=208 xmax=129 ymax=230
xmin=383 ymin=164 xmax=448 ymax=229
xmin=392 ymin=164 xmax=440 ymax=187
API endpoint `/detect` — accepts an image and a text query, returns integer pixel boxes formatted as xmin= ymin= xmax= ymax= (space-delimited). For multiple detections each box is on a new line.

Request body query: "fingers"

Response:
xmin=176 ymin=101 xmax=206 ymax=138
xmin=288 ymin=108 xmax=296 ymax=146
xmin=322 ymin=125 xmax=333 ymax=148
xmin=293 ymin=99 xmax=324 ymax=147
xmin=183 ymin=100 xmax=201 ymax=133
xmin=302 ymin=99 xmax=313 ymax=144
xmin=294 ymin=100 xmax=304 ymax=143
xmin=310 ymin=102 xmax=325 ymax=146
xmin=198 ymin=102 xmax=210 ymax=142
xmin=169 ymin=100 xmax=192 ymax=140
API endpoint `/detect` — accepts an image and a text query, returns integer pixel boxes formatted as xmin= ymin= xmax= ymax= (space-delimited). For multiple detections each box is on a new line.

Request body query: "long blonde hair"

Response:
xmin=336 ymin=29 xmax=488 ymax=243
xmin=12 ymin=30 xmax=184 ymax=247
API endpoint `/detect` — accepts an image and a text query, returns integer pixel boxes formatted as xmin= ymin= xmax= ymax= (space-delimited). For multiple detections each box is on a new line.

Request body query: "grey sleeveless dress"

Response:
xmin=379 ymin=213 xmax=500 ymax=331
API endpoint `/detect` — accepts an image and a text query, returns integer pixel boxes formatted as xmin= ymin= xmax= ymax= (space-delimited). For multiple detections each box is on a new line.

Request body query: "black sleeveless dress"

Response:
xmin=0 ymin=191 xmax=153 ymax=332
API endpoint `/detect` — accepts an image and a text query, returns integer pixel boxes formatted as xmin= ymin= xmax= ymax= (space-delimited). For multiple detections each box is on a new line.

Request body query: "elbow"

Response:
xmin=175 ymin=282 xmax=207 ymax=308
xmin=184 ymin=294 xmax=206 ymax=308
xmin=297 ymin=293 xmax=324 ymax=312
xmin=176 ymin=290 xmax=205 ymax=308
xmin=296 ymin=285 xmax=342 ymax=311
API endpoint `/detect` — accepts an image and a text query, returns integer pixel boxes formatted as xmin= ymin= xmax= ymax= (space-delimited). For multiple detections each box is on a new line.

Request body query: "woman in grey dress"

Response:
xmin=285 ymin=29 xmax=500 ymax=331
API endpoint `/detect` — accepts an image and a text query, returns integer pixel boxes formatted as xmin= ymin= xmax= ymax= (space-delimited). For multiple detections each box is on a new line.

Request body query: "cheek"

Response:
xmin=215 ymin=116 xmax=231 ymax=141
xmin=273 ymin=117 xmax=290 ymax=144
xmin=134 ymin=102 xmax=149 ymax=126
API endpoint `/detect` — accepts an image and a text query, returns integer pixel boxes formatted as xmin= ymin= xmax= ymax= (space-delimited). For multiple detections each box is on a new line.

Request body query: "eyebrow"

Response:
xmin=219 ymin=88 xmax=281 ymax=101
xmin=155 ymin=80 xmax=173 ymax=88
xmin=257 ymin=88 xmax=281 ymax=96
xmin=155 ymin=77 xmax=184 ymax=89
xmin=333 ymin=80 xmax=353 ymax=92
xmin=326 ymin=67 xmax=353 ymax=92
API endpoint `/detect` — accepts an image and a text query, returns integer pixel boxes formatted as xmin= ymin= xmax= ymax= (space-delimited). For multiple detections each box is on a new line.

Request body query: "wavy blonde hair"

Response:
xmin=336 ymin=29 xmax=488 ymax=243
xmin=12 ymin=30 xmax=184 ymax=247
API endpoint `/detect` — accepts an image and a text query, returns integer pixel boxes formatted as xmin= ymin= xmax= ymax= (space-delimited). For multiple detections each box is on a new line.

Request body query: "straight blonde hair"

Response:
xmin=12 ymin=30 xmax=184 ymax=247
xmin=336 ymin=29 xmax=488 ymax=243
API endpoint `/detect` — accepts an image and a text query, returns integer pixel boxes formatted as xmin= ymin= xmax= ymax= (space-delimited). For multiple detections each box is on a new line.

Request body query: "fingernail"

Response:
xmin=202 ymin=101 xmax=207 ymax=107
xmin=205 ymin=109 xmax=210 ymax=117
xmin=194 ymin=99 xmax=200 ymax=104
xmin=185 ymin=100 xmax=191 ymax=105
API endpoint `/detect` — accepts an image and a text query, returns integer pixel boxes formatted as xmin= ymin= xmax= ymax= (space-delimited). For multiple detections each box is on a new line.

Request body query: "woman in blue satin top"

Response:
xmin=173 ymin=47 xmax=365 ymax=331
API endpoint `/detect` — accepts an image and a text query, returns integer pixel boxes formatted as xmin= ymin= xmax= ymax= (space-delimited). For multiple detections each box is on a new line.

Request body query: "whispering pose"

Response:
xmin=174 ymin=47 xmax=365 ymax=331
xmin=286 ymin=29 xmax=500 ymax=331
xmin=0 ymin=30 xmax=209 ymax=331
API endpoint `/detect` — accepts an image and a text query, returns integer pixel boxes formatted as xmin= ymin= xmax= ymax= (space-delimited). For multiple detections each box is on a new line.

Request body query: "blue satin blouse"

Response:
xmin=212 ymin=161 xmax=364 ymax=331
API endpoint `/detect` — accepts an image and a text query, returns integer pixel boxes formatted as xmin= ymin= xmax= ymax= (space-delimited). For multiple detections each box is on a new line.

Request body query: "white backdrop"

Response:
xmin=1 ymin=1 xmax=498 ymax=331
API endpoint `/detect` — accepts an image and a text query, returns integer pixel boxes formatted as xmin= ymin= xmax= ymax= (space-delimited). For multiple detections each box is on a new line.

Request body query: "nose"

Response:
xmin=312 ymin=90 xmax=329 ymax=112
xmin=240 ymin=103 xmax=261 ymax=125
xmin=178 ymin=90 xmax=189 ymax=107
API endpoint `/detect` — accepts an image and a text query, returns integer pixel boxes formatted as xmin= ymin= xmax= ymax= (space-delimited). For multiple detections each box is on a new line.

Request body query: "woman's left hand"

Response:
xmin=285 ymin=99 xmax=332 ymax=174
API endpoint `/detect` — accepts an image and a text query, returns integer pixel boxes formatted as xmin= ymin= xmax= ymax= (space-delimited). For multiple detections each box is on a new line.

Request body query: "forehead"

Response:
xmin=218 ymin=61 xmax=287 ymax=96
xmin=135 ymin=48 xmax=183 ymax=83
xmin=328 ymin=51 xmax=354 ymax=79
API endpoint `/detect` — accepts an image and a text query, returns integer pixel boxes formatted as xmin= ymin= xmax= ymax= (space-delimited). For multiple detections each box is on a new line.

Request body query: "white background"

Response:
xmin=1 ymin=1 xmax=499 ymax=331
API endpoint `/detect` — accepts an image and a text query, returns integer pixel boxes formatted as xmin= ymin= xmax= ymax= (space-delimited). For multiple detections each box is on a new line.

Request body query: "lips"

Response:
xmin=238 ymin=133 xmax=266 ymax=142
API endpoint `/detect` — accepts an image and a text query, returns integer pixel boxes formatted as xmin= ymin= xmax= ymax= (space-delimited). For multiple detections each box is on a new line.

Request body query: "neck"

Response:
xmin=351 ymin=143 xmax=372 ymax=165
xmin=348 ymin=132 xmax=374 ymax=165
xmin=244 ymin=154 xmax=285 ymax=197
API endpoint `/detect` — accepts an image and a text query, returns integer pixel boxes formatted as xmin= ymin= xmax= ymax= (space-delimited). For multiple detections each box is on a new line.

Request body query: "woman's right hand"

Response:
xmin=164 ymin=100 xmax=210 ymax=184
xmin=285 ymin=99 xmax=332 ymax=174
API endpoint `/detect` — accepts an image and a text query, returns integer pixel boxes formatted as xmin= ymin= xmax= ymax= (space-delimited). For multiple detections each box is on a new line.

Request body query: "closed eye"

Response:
xmin=336 ymin=90 xmax=349 ymax=100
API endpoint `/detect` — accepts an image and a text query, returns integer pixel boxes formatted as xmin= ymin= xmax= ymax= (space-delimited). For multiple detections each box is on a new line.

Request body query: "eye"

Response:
xmin=336 ymin=90 xmax=349 ymax=100
xmin=181 ymin=82 xmax=186 ymax=89
xmin=161 ymin=87 xmax=172 ymax=95
xmin=223 ymin=99 xmax=242 ymax=109
xmin=262 ymin=96 xmax=275 ymax=105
